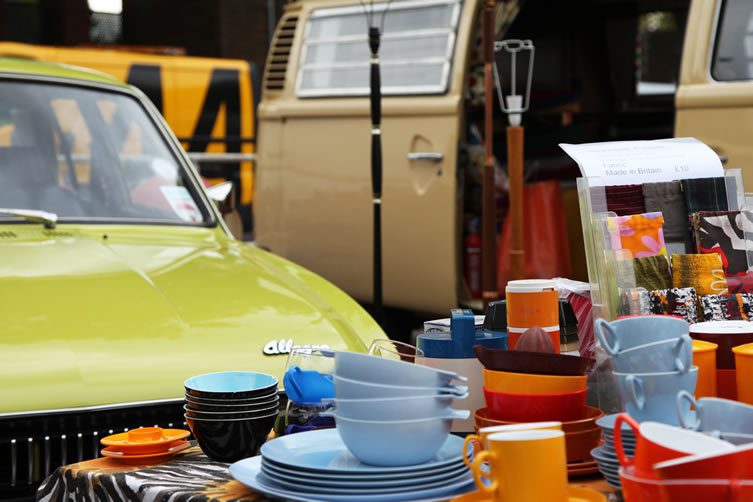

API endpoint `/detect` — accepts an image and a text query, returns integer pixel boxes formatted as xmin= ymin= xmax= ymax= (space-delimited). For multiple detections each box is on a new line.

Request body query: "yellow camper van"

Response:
xmin=0 ymin=42 xmax=256 ymax=235
xmin=676 ymin=0 xmax=753 ymax=188
xmin=256 ymin=0 xmax=742 ymax=319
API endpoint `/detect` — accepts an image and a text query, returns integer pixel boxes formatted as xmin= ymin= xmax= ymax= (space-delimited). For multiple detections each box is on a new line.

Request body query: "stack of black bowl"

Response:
xmin=184 ymin=371 xmax=280 ymax=462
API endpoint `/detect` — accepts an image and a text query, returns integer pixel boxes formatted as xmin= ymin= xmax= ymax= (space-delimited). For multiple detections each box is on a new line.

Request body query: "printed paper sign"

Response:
xmin=160 ymin=186 xmax=202 ymax=223
xmin=559 ymin=137 xmax=724 ymax=186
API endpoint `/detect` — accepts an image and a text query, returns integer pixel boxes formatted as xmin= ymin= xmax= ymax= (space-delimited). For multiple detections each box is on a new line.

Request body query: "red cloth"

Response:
xmin=497 ymin=181 xmax=572 ymax=289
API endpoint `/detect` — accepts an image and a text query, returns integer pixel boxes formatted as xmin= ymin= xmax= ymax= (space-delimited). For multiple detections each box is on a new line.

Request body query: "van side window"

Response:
xmin=296 ymin=0 xmax=460 ymax=97
xmin=712 ymin=0 xmax=753 ymax=81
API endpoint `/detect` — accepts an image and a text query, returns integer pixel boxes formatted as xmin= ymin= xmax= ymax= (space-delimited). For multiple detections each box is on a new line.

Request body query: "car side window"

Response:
xmin=296 ymin=0 xmax=461 ymax=97
xmin=711 ymin=0 xmax=753 ymax=81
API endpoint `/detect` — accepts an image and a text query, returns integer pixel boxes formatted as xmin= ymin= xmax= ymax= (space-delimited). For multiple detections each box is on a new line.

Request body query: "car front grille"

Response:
xmin=0 ymin=400 xmax=186 ymax=500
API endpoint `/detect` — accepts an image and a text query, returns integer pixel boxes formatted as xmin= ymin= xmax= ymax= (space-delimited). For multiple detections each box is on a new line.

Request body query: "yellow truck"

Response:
xmin=0 ymin=42 xmax=256 ymax=236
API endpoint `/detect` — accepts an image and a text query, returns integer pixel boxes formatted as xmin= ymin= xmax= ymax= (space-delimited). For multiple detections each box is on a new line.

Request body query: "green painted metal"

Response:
xmin=0 ymin=225 xmax=383 ymax=414
xmin=0 ymin=62 xmax=384 ymax=415
xmin=0 ymin=57 xmax=127 ymax=87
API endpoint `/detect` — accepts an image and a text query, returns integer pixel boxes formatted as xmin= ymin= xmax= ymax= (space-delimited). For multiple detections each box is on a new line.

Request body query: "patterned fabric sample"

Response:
xmin=739 ymin=293 xmax=753 ymax=320
xmin=682 ymin=177 xmax=732 ymax=214
xmin=728 ymin=272 xmax=753 ymax=294
xmin=643 ymin=181 xmax=693 ymax=253
xmin=621 ymin=289 xmax=652 ymax=316
xmin=634 ymin=255 xmax=672 ymax=291
xmin=672 ymin=253 xmax=729 ymax=296
xmin=648 ymin=287 xmax=698 ymax=323
xmin=608 ymin=212 xmax=667 ymax=258
xmin=691 ymin=210 xmax=750 ymax=276
xmin=606 ymin=184 xmax=646 ymax=216
xmin=700 ymin=294 xmax=743 ymax=322
xmin=37 ymin=445 xmax=268 ymax=501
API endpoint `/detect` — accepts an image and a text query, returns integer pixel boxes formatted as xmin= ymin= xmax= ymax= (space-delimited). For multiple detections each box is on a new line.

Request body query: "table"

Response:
xmin=37 ymin=445 xmax=620 ymax=501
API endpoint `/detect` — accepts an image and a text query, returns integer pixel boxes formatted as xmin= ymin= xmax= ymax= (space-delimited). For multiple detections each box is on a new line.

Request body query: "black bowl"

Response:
xmin=473 ymin=345 xmax=593 ymax=376
xmin=184 ymin=371 xmax=279 ymax=400
xmin=185 ymin=396 xmax=280 ymax=413
xmin=185 ymin=390 xmax=279 ymax=405
xmin=184 ymin=403 xmax=280 ymax=420
xmin=185 ymin=412 xmax=278 ymax=463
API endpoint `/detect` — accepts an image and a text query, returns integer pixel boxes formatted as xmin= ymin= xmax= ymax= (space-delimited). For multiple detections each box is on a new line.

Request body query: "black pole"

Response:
xmin=369 ymin=26 xmax=383 ymax=327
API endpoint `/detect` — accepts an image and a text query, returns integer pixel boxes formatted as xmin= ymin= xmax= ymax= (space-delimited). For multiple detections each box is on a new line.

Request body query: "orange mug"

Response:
xmin=462 ymin=421 xmax=561 ymax=468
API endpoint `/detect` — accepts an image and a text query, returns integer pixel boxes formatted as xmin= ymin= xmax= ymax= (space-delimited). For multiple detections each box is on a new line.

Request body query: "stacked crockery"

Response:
xmin=593 ymin=316 xmax=698 ymax=488
xmin=327 ymin=350 xmax=470 ymax=466
xmin=184 ymin=371 xmax=279 ymax=462
xmin=228 ymin=349 xmax=475 ymax=501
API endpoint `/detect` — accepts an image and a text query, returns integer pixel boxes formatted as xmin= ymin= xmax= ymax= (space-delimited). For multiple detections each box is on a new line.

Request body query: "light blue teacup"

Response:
xmin=608 ymin=335 xmax=693 ymax=374
xmin=595 ymin=316 xmax=689 ymax=355
xmin=677 ymin=391 xmax=753 ymax=444
xmin=615 ymin=367 xmax=698 ymax=425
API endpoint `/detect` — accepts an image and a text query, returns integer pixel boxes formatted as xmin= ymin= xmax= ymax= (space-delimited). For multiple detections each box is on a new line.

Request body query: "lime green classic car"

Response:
xmin=0 ymin=58 xmax=383 ymax=494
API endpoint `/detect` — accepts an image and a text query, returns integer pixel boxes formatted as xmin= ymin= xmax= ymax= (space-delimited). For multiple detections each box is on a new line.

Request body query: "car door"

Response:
xmin=256 ymin=0 xmax=476 ymax=314
xmin=676 ymin=0 xmax=753 ymax=187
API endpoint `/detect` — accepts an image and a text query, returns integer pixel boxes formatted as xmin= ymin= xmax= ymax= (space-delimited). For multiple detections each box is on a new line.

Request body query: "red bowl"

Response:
xmin=620 ymin=465 xmax=735 ymax=502
xmin=483 ymin=387 xmax=587 ymax=422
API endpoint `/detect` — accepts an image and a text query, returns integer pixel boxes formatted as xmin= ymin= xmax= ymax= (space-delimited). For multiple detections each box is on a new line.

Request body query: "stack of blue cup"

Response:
xmin=596 ymin=316 xmax=698 ymax=426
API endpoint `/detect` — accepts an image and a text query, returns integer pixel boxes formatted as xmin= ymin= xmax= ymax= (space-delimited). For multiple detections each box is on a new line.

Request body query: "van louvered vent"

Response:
xmin=0 ymin=231 xmax=16 ymax=238
xmin=264 ymin=14 xmax=298 ymax=91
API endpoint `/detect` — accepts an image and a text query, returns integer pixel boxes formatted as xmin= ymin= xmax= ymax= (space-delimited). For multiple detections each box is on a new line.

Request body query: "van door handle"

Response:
xmin=407 ymin=152 xmax=443 ymax=162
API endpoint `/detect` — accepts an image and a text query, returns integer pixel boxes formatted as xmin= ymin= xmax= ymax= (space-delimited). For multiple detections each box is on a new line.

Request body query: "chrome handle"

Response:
xmin=407 ymin=152 xmax=443 ymax=162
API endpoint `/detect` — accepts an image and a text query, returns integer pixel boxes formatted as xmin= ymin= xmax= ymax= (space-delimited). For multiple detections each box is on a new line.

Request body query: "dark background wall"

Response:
xmin=0 ymin=0 xmax=281 ymax=70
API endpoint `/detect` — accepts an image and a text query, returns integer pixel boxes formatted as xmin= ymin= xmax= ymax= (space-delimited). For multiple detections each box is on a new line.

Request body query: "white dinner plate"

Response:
xmin=230 ymin=456 xmax=475 ymax=502
xmin=259 ymin=428 xmax=469 ymax=474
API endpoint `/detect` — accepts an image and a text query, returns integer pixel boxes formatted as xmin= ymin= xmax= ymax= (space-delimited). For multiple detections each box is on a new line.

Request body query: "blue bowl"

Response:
xmin=328 ymin=409 xmax=469 ymax=466
xmin=185 ymin=371 xmax=279 ymax=399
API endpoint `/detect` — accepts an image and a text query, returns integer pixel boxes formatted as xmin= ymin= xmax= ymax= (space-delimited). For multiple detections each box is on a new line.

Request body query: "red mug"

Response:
xmin=615 ymin=413 xmax=734 ymax=479
xmin=653 ymin=443 xmax=753 ymax=481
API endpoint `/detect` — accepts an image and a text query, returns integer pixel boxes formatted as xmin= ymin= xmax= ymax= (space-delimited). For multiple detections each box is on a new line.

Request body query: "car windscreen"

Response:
xmin=0 ymin=80 xmax=211 ymax=225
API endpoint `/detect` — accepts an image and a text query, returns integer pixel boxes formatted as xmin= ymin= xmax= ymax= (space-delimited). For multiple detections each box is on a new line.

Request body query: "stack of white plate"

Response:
xmin=230 ymin=429 xmax=474 ymax=501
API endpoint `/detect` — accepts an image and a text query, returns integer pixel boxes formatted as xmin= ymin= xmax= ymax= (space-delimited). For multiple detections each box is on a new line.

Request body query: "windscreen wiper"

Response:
xmin=0 ymin=208 xmax=58 ymax=229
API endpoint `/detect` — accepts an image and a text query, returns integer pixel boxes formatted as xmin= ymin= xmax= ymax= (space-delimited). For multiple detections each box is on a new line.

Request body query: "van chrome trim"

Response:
xmin=0 ymin=397 xmax=185 ymax=419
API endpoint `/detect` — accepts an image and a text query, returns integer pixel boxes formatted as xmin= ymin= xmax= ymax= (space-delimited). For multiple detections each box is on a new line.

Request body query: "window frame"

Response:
xmin=708 ymin=0 xmax=753 ymax=83
xmin=295 ymin=0 xmax=461 ymax=98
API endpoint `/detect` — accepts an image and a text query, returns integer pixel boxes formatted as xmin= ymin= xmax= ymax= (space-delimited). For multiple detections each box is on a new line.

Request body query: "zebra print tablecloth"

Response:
xmin=36 ymin=445 xmax=274 ymax=502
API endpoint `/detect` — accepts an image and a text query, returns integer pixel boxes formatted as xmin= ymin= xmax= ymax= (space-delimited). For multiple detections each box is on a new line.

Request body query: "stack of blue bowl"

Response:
xmin=184 ymin=371 xmax=279 ymax=462
xmin=325 ymin=350 xmax=471 ymax=467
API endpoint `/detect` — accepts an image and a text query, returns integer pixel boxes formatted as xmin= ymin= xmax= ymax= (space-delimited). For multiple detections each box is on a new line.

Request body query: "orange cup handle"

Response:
xmin=463 ymin=435 xmax=481 ymax=469
xmin=615 ymin=413 xmax=640 ymax=468
xmin=472 ymin=450 xmax=498 ymax=494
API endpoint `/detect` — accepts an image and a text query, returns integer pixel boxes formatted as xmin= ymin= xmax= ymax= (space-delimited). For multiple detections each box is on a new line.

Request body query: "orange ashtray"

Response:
xmin=101 ymin=427 xmax=190 ymax=454
xmin=101 ymin=440 xmax=191 ymax=465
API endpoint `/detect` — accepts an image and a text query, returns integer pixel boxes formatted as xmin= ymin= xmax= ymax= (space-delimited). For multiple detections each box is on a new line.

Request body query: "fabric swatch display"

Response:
xmin=672 ymin=253 xmax=729 ymax=296
xmin=608 ymin=212 xmax=667 ymax=258
xmin=643 ymin=181 xmax=692 ymax=253
xmin=606 ymin=184 xmax=646 ymax=216
xmin=647 ymin=287 xmax=698 ymax=323
xmin=691 ymin=210 xmax=750 ymax=276
xmin=634 ymin=255 xmax=672 ymax=291
xmin=727 ymin=273 xmax=753 ymax=294
xmin=699 ymin=294 xmax=743 ymax=322
xmin=739 ymin=293 xmax=753 ymax=321
xmin=681 ymin=177 xmax=732 ymax=214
